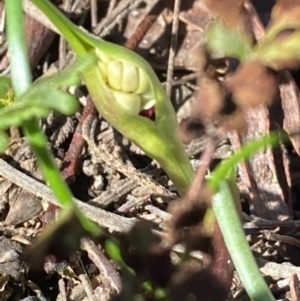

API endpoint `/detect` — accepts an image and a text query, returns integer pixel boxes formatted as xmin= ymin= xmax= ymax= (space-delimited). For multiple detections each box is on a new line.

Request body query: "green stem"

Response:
xmin=6 ymin=0 xmax=32 ymax=95
xmin=23 ymin=122 xmax=75 ymax=208
xmin=30 ymin=0 xmax=87 ymax=54
xmin=6 ymin=0 xmax=73 ymax=207
xmin=5 ymin=0 xmax=99 ymax=235
xmin=210 ymin=131 xmax=285 ymax=191
xmin=212 ymin=180 xmax=275 ymax=301
xmin=207 ymin=133 xmax=286 ymax=301
xmin=160 ymin=139 xmax=194 ymax=197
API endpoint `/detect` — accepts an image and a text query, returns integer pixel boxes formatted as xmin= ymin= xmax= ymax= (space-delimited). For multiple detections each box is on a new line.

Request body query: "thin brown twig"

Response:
xmin=95 ymin=0 xmax=144 ymax=37
xmin=166 ymin=0 xmax=181 ymax=96
xmin=0 ymin=158 xmax=137 ymax=232
xmin=81 ymin=237 xmax=122 ymax=294
xmin=90 ymin=0 xmax=98 ymax=31
xmin=183 ymin=132 xmax=232 ymax=301
xmin=107 ymin=0 xmax=118 ymax=15
xmin=185 ymin=136 xmax=217 ymax=201
xmin=124 ymin=1 xmax=165 ymax=50
xmin=61 ymin=97 xmax=97 ymax=183
xmin=210 ymin=222 xmax=234 ymax=301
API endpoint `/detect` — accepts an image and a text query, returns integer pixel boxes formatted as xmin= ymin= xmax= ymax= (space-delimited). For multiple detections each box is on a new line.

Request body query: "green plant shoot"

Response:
xmin=207 ymin=131 xmax=286 ymax=301
xmin=0 ymin=76 xmax=13 ymax=152
xmin=205 ymin=19 xmax=300 ymax=70
xmin=5 ymin=0 xmax=100 ymax=236
xmin=30 ymin=0 xmax=194 ymax=196
xmin=0 ymin=53 xmax=96 ymax=151
xmin=26 ymin=2 xmax=287 ymax=300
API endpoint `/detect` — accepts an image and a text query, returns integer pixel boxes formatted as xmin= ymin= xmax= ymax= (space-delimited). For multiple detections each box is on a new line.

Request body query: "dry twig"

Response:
xmin=166 ymin=0 xmax=181 ymax=96
xmin=0 ymin=158 xmax=137 ymax=232
xmin=82 ymin=115 xmax=177 ymax=199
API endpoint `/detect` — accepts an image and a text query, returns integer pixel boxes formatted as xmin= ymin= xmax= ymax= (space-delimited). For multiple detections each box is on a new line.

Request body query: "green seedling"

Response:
xmin=205 ymin=18 xmax=300 ymax=70
xmin=31 ymin=0 xmax=194 ymax=196
xmin=208 ymin=131 xmax=285 ymax=301
xmin=18 ymin=2 xmax=280 ymax=299
xmin=0 ymin=53 xmax=96 ymax=162
xmin=6 ymin=0 xmax=100 ymax=236
xmin=0 ymin=54 xmax=96 ymax=131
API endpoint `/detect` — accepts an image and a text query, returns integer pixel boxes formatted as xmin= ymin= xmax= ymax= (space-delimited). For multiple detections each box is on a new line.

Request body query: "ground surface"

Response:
xmin=1 ymin=0 xmax=300 ymax=300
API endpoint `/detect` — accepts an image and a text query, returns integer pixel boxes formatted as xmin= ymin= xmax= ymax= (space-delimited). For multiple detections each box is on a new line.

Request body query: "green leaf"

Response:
xmin=0 ymin=77 xmax=11 ymax=97
xmin=31 ymin=52 xmax=96 ymax=92
xmin=0 ymin=54 xmax=96 ymax=131
xmin=105 ymin=239 xmax=123 ymax=264
xmin=253 ymin=31 xmax=300 ymax=69
xmin=205 ymin=21 xmax=253 ymax=61
xmin=210 ymin=131 xmax=286 ymax=191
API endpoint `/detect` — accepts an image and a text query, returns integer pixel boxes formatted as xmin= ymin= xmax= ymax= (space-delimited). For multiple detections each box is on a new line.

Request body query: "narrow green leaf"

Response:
xmin=0 ymin=54 xmax=96 ymax=131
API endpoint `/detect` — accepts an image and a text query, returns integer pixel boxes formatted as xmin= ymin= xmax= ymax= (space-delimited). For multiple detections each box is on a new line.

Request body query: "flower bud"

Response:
xmin=136 ymin=68 xmax=150 ymax=94
xmin=95 ymin=48 xmax=155 ymax=115
xmin=107 ymin=60 xmax=122 ymax=91
xmin=97 ymin=61 xmax=108 ymax=81
xmin=95 ymin=48 xmax=111 ymax=64
xmin=121 ymin=62 xmax=139 ymax=92
xmin=110 ymin=89 xmax=141 ymax=114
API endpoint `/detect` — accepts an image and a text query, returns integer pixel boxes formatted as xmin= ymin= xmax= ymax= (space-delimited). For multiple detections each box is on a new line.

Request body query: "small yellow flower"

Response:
xmin=0 ymin=88 xmax=14 ymax=108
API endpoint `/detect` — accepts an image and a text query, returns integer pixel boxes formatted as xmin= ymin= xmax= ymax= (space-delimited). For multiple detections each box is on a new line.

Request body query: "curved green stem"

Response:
xmin=212 ymin=180 xmax=275 ymax=301
xmin=207 ymin=133 xmax=286 ymax=301
xmin=210 ymin=131 xmax=286 ymax=191
xmin=30 ymin=0 xmax=87 ymax=54
xmin=159 ymin=139 xmax=194 ymax=196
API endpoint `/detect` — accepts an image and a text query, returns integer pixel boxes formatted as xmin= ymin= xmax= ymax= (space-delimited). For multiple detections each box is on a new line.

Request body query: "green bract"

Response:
xmin=31 ymin=0 xmax=194 ymax=196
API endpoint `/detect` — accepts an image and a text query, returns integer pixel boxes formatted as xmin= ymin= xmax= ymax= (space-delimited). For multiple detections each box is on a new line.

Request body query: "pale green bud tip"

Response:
xmin=111 ymin=90 xmax=141 ymax=115
xmin=95 ymin=48 xmax=111 ymax=64
xmin=95 ymin=48 xmax=156 ymax=116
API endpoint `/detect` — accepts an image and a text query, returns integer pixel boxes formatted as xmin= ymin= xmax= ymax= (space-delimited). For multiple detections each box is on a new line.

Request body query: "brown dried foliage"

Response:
xmin=226 ymin=60 xmax=279 ymax=107
xmin=170 ymin=262 xmax=228 ymax=301
xmin=269 ymin=0 xmax=300 ymax=26
xmin=167 ymin=187 xmax=213 ymax=254
xmin=118 ymin=221 xmax=175 ymax=287
xmin=202 ymin=0 xmax=248 ymax=31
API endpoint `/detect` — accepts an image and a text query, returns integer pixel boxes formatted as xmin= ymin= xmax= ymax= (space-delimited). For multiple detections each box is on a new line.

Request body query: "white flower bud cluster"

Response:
xmin=95 ymin=49 xmax=155 ymax=114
